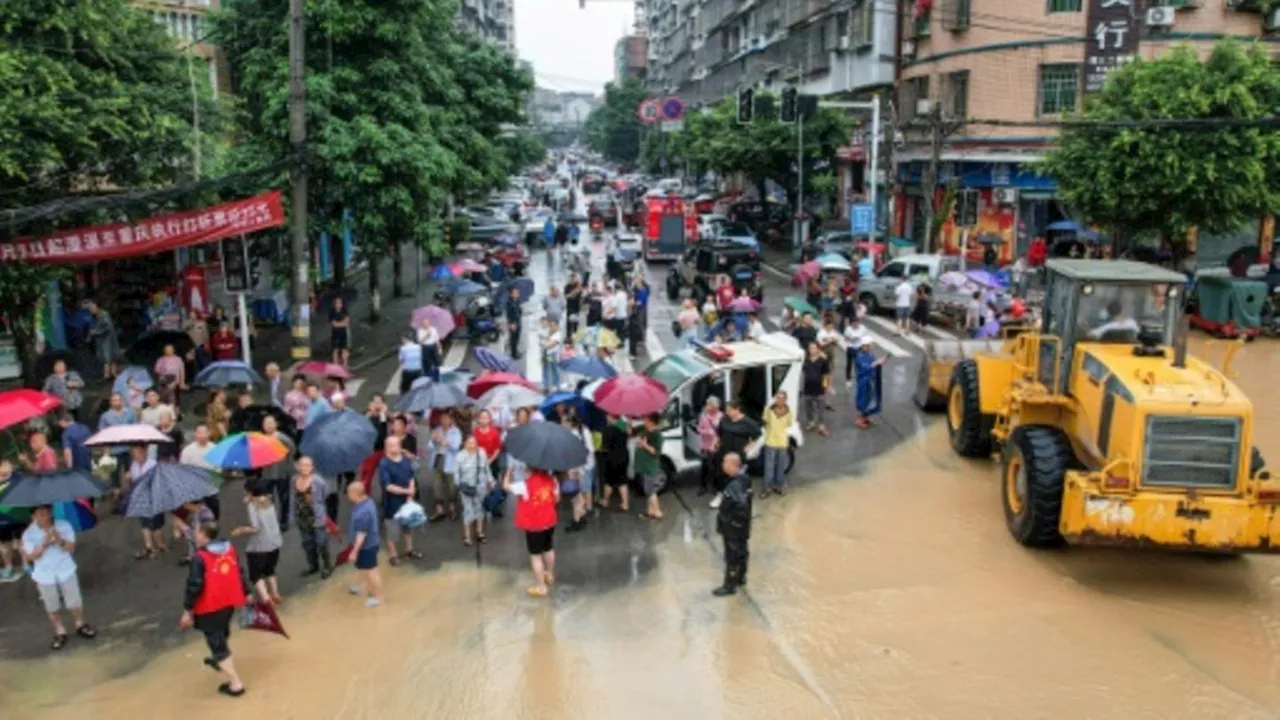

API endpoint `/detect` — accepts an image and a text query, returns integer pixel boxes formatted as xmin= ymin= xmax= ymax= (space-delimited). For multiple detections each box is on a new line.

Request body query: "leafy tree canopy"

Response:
xmin=1042 ymin=40 xmax=1280 ymax=249
xmin=583 ymin=77 xmax=649 ymax=166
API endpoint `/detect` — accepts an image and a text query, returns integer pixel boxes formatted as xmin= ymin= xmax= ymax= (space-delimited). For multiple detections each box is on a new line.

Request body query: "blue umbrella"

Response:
xmin=0 ymin=469 xmax=109 ymax=507
xmin=475 ymin=347 xmax=519 ymax=373
xmin=500 ymin=277 xmax=535 ymax=304
xmin=1047 ymin=220 xmax=1081 ymax=232
xmin=441 ymin=278 xmax=487 ymax=297
xmin=395 ymin=381 xmax=471 ymax=413
xmin=539 ymin=391 xmax=587 ymax=419
xmin=559 ymin=355 xmax=617 ymax=379
xmin=112 ymin=366 xmax=153 ymax=395
xmin=195 ymin=360 xmax=264 ymax=388
xmin=410 ymin=366 xmax=472 ymax=390
xmin=429 ymin=264 xmax=455 ymax=280
xmin=125 ymin=464 xmax=219 ymax=518
xmin=299 ymin=409 xmax=378 ymax=476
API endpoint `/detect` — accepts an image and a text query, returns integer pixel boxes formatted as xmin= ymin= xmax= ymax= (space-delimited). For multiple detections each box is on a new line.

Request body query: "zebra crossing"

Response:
xmin=378 ymin=246 xmax=974 ymax=398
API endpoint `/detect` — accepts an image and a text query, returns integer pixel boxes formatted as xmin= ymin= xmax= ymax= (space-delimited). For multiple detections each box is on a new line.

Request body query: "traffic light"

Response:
xmin=780 ymin=86 xmax=797 ymax=123
xmin=737 ymin=88 xmax=754 ymax=124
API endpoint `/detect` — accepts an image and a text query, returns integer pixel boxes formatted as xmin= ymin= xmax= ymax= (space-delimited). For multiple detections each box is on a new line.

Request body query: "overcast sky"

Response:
xmin=515 ymin=0 xmax=634 ymax=95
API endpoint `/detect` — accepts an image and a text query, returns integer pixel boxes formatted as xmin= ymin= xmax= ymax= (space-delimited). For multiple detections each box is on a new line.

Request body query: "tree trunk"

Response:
xmin=368 ymin=256 xmax=381 ymax=323
xmin=331 ymin=232 xmax=346 ymax=290
xmin=392 ymin=238 xmax=404 ymax=298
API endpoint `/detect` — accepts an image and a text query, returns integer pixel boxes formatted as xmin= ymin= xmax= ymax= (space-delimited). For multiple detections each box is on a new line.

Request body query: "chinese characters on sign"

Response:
xmin=0 ymin=191 xmax=285 ymax=263
xmin=1084 ymin=0 xmax=1142 ymax=94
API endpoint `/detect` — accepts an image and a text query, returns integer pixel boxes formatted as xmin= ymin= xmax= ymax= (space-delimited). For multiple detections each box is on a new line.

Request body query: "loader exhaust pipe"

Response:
xmin=1172 ymin=313 xmax=1189 ymax=368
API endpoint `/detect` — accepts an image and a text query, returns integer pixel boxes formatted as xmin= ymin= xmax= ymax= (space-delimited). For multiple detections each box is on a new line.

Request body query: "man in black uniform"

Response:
xmin=714 ymin=452 xmax=752 ymax=597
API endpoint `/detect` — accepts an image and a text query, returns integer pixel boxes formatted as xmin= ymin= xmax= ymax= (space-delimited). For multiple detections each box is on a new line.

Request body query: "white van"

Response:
xmin=640 ymin=333 xmax=805 ymax=483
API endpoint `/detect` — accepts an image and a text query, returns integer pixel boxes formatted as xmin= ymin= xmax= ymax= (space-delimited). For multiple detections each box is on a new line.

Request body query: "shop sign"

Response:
xmin=1 ymin=191 xmax=285 ymax=264
xmin=1084 ymin=0 xmax=1141 ymax=94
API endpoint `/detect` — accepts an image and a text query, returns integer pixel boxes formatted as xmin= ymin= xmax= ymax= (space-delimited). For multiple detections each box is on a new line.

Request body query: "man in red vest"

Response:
xmin=180 ymin=520 xmax=252 ymax=698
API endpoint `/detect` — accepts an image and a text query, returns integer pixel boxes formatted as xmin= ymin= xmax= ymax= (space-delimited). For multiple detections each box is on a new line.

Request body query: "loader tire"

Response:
xmin=946 ymin=359 xmax=994 ymax=457
xmin=1002 ymin=426 xmax=1073 ymax=548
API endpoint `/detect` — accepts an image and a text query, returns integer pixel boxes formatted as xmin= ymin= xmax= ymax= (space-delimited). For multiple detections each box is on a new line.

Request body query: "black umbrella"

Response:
xmin=299 ymin=409 xmax=377 ymax=476
xmin=0 ymin=469 xmax=109 ymax=507
xmin=126 ymin=330 xmax=196 ymax=367
xmin=503 ymin=422 xmax=588 ymax=472
xmin=125 ymin=464 xmax=219 ymax=518
xmin=395 ymin=382 xmax=471 ymax=414
xmin=231 ymin=405 xmax=298 ymax=440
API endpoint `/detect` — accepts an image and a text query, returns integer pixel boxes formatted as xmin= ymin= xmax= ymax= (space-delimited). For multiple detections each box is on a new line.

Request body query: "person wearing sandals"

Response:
xmin=634 ymin=413 xmax=665 ymax=521
xmin=455 ymin=435 xmax=494 ymax=546
xmin=345 ymin=482 xmax=384 ymax=607
xmin=508 ymin=464 xmax=559 ymax=598
xmin=379 ymin=437 xmax=421 ymax=566
xmin=231 ymin=482 xmax=285 ymax=605
xmin=426 ymin=412 xmax=461 ymax=523
xmin=21 ymin=504 xmax=96 ymax=650
xmin=126 ymin=444 xmax=166 ymax=560
xmin=180 ymin=520 xmax=252 ymax=697
xmin=760 ymin=392 xmax=794 ymax=498
xmin=292 ymin=457 xmax=332 ymax=578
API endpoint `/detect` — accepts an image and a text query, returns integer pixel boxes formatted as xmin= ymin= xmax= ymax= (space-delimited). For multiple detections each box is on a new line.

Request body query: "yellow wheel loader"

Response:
xmin=918 ymin=259 xmax=1277 ymax=553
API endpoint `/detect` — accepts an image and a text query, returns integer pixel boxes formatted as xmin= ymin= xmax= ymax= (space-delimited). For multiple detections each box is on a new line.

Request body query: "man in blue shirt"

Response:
xmin=304 ymin=383 xmax=332 ymax=430
xmin=505 ymin=286 xmax=523 ymax=359
xmin=97 ymin=393 xmax=136 ymax=488
xmin=57 ymin=412 xmax=93 ymax=472
xmin=397 ymin=334 xmax=423 ymax=395
xmin=378 ymin=436 xmax=419 ymax=565
xmin=543 ymin=215 xmax=555 ymax=249
xmin=345 ymin=482 xmax=383 ymax=607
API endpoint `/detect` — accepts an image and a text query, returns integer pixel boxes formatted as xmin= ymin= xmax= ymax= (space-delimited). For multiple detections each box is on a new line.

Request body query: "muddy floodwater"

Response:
xmin=7 ymin=336 xmax=1280 ymax=719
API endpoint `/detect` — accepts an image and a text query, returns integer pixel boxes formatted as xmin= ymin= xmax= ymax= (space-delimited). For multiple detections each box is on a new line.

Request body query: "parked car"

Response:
xmin=666 ymin=241 xmax=764 ymax=304
xmin=857 ymin=253 xmax=963 ymax=315
xmin=459 ymin=209 xmax=518 ymax=242
xmin=588 ymin=194 xmax=619 ymax=228
xmin=705 ymin=221 xmax=760 ymax=250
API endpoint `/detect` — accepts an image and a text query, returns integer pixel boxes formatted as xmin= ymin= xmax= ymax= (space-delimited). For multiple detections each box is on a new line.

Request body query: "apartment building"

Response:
xmin=894 ymin=0 xmax=1280 ymax=259
xmin=457 ymin=0 xmax=517 ymax=54
xmin=532 ymin=88 xmax=601 ymax=128
xmin=135 ymin=0 xmax=228 ymax=96
xmin=615 ymin=35 xmax=650 ymax=83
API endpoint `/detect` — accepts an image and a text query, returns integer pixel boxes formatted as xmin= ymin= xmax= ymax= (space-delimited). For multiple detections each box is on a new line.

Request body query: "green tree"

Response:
xmin=671 ymin=96 xmax=851 ymax=207
xmin=0 ymin=0 xmax=222 ymax=377
xmin=1043 ymin=40 xmax=1280 ymax=256
xmin=497 ymin=133 xmax=547 ymax=177
xmin=583 ymin=77 xmax=649 ymax=166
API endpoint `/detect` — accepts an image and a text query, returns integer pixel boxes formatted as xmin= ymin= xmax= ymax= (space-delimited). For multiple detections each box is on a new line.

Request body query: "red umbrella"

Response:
xmin=592 ymin=374 xmax=668 ymax=416
xmin=467 ymin=372 xmax=538 ymax=399
xmin=295 ymin=361 xmax=353 ymax=379
xmin=0 ymin=390 xmax=63 ymax=431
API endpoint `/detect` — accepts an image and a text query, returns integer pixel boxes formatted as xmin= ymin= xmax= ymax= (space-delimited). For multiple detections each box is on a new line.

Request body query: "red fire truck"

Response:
xmin=643 ymin=192 xmax=699 ymax=261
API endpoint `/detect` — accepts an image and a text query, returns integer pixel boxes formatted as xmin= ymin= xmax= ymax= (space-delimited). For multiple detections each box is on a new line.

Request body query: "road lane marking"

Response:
xmin=860 ymin=325 xmax=911 ymax=358
xmin=920 ymin=324 xmax=954 ymax=340
xmin=645 ymin=328 xmax=667 ymax=363
xmin=444 ymin=337 xmax=469 ymax=368
xmin=385 ymin=369 xmax=401 ymax=397
xmin=761 ymin=262 xmax=791 ymax=281
xmin=863 ymin=316 xmax=926 ymax=352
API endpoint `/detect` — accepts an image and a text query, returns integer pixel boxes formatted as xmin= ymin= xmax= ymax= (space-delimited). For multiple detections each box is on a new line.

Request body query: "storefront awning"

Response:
xmin=0 ymin=191 xmax=285 ymax=264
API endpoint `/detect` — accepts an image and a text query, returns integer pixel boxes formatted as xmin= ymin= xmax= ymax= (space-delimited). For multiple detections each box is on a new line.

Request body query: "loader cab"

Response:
xmin=1038 ymin=259 xmax=1188 ymax=394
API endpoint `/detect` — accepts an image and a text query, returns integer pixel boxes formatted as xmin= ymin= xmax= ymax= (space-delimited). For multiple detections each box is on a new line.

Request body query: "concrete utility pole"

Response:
xmin=288 ymin=0 xmax=311 ymax=362
xmin=822 ymin=96 xmax=884 ymax=241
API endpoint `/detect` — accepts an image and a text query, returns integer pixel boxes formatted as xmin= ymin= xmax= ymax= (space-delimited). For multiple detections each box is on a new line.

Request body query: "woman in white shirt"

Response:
xmin=417 ymin=319 xmax=442 ymax=382
xmin=540 ymin=317 xmax=563 ymax=392
xmin=816 ymin=316 xmax=842 ymax=406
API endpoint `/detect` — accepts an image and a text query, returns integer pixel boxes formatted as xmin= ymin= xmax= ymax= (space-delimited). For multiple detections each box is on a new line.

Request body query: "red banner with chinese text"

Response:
xmin=0 ymin=191 xmax=285 ymax=264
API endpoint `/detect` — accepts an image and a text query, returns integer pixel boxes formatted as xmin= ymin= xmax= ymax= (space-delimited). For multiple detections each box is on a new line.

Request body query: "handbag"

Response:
xmin=459 ymin=481 xmax=478 ymax=498
xmin=482 ymin=487 xmax=508 ymax=514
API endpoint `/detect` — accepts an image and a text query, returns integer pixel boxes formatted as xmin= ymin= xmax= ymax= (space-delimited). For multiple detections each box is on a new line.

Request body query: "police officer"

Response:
xmin=713 ymin=452 xmax=753 ymax=597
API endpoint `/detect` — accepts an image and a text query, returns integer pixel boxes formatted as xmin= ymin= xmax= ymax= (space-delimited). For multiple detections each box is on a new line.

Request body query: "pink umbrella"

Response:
xmin=84 ymin=424 xmax=171 ymax=447
xmin=409 ymin=305 xmax=457 ymax=336
xmin=726 ymin=296 xmax=762 ymax=313
xmin=450 ymin=258 xmax=486 ymax=274
xmin=296 ymin=361 xmax=354 ymax=379
xmin=792 ymin=261 xmax=820 ymax=288
xmin=592 ymin=374 xmax=668 ymax=416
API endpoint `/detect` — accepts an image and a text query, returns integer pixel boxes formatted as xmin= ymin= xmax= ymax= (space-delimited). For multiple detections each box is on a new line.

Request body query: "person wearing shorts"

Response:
xmin=232 ymin=483 xmax=284 ymax=605
xmin=182 ymin=520 xmax=251 ymax=697
xmin=346 ymin=482 xmax=384 ymax=607
xmin=510 ymin=467 xmax=559 ymax=598
xmin=329 ymin=296 xmax=350 ymax=367
xmin=634 ymin=413 xmax=665 ymax=521
xmin=22 ymin=505 xmax=96 ymax=650
xmin=893 ymin=277 xmax=914 ymax=334
xmin=378 ymin=438 xmax=421 ymax=565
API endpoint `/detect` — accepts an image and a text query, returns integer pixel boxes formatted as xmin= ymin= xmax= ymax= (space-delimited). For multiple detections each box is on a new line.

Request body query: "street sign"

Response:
xmin=661 ymin=96 xmax=685 ymax=121
xmin=850 ymin=203 xmax=874 ymax=236
xmin=221 ymin=236 xmax=251 ymax=293
xmin=660 ymin=119 xmax=683 ymax=133
xmin=637 ymin=98 xmax=660 ymax=124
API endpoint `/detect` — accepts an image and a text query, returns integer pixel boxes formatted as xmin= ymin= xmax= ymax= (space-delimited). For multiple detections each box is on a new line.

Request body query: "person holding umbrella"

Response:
xmin=180 ymin=520 xmax=252 ymax=697
xmin=97 ymin=393 xmax=137 ymax=490
xmin=634 ymin=413 xmax=664 ymax=521
xmin=291 ymin=456 xmax=332 ymax=579
xmin=126 ymin=444 xmax=165 ymax=559
xmin=502 ymin=463 xmax=560 ymax=598
xmin=21 ymin=504 xmax=97 ymax=649
xmin=257 ymin=416 xmax=295 ymax=529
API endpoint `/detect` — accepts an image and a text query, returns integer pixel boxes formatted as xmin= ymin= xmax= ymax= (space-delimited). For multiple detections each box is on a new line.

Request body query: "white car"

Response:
xmin=524 ymin=210 xmax=555 ymax=243
xmin=581 ymin=334 xmax=806 ymax=486
xmin=698 ymin=213 xmax=727 ymax=239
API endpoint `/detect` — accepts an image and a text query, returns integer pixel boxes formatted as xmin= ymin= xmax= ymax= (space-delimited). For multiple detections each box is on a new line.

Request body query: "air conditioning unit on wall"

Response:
xmin=1266 ymin=7 xmax=1280 ymax=32
xmin=1145 ymin=6 xmax=1175 ymax=28
xmin=915 ymin=98 xmax=933 ymax=116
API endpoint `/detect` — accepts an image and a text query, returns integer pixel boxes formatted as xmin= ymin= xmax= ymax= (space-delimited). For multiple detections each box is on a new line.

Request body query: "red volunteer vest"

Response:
xmin=192 ymin=547 xmax=246 ymax=616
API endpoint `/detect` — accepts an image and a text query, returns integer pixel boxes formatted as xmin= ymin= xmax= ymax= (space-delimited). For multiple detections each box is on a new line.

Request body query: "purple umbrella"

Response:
xmin=410 ymin=305 xmax=457 ymax=336
xmin=965 ymin=269 xmax=1005 ymax=289
xmin=726 ymin=296 xmax=762 ymax=313
xmin=474 ymin=347 xmax=518 ymax=373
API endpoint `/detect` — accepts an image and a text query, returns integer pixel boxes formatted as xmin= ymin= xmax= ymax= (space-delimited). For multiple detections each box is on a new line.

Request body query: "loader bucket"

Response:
xmin=914 ymin=339 xmax=1005 ymax=410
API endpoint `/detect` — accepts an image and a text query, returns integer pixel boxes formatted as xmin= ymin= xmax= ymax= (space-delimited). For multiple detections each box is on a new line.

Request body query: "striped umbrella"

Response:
xmin=205 ymin=432 xmax=290 ymax=470
xmin=125 ymin=464 xmax=219 ymax=518
xmin=474 ymin=347 xmax=519 ymax=373
xmin=195 ymin=360 xmax=265 ymax=387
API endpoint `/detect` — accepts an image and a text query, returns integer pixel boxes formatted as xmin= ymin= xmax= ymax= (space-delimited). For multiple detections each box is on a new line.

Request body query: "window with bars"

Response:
xmin=1039 ymin=63 xmax=1080 ymax=115
xmin=946 ymin=70 xmax=969 ymax=119
xmin=854 ymin=0 xmax=874 ymax=48
xmin=915 ymin=9 xmax=931 ymax=38
xmin=1046 ymin=0 xmax=1083 ymax=12
xmin=904 ymin=75 xmax=931 ymax=120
